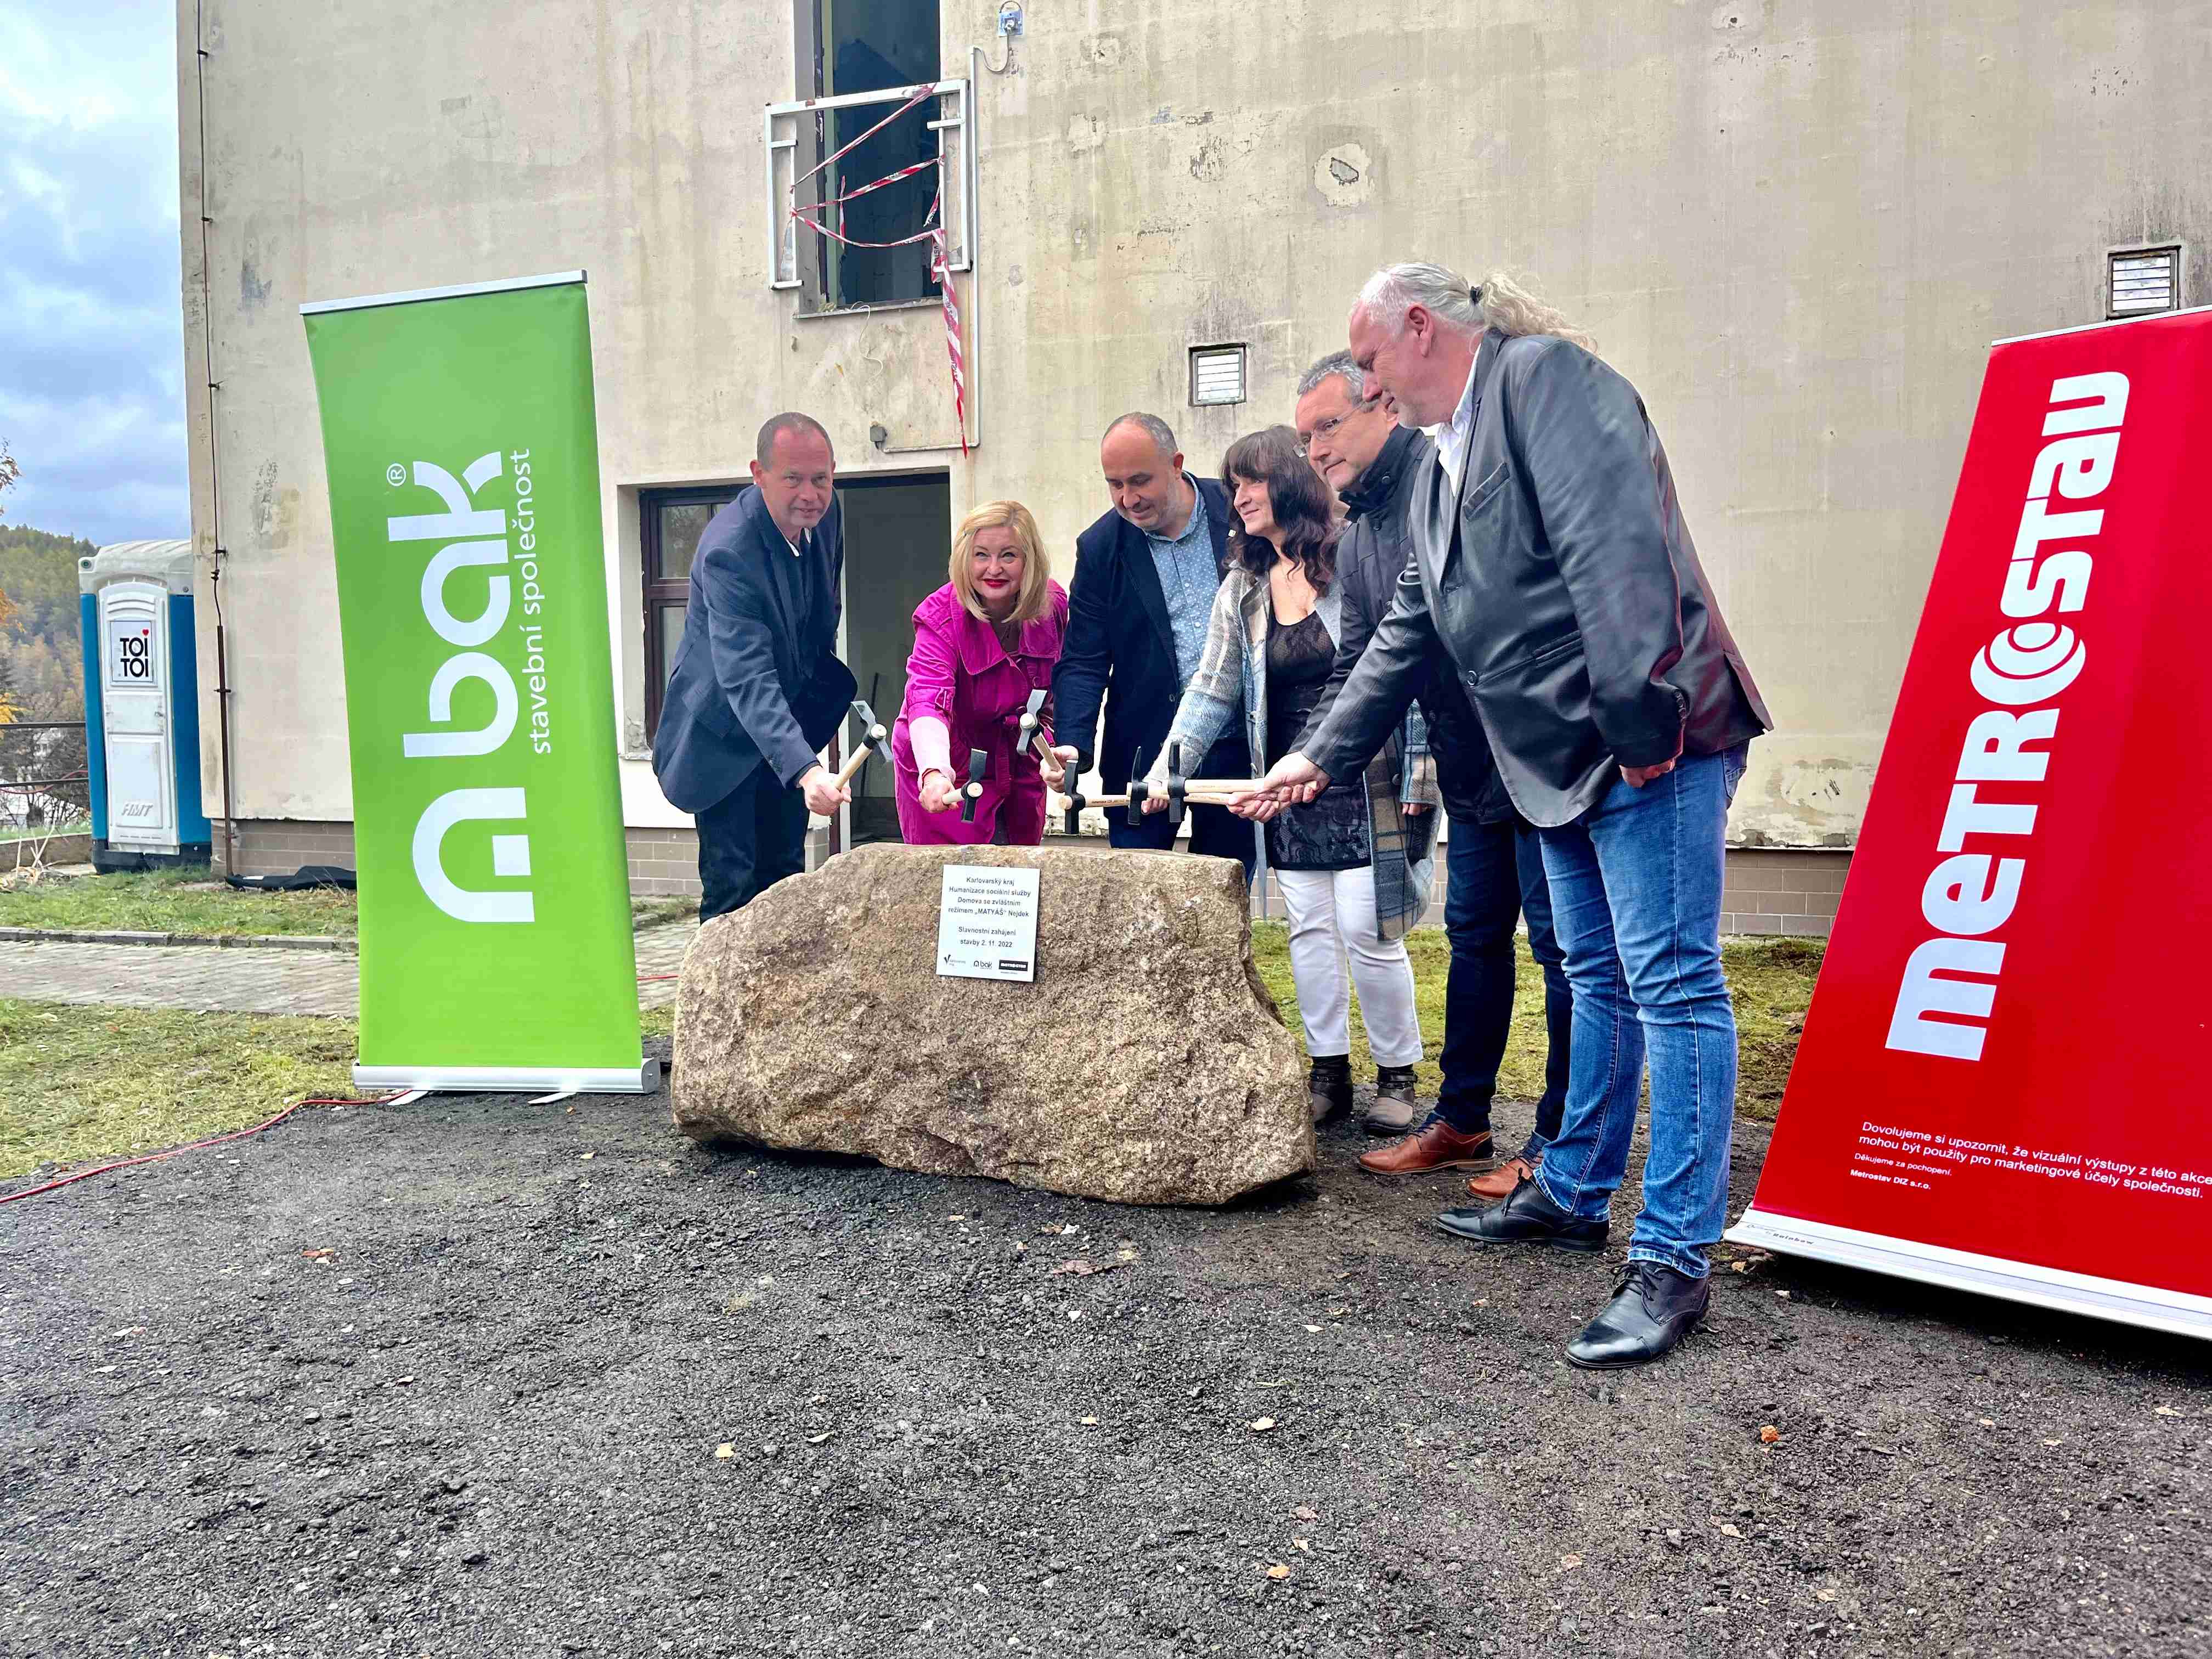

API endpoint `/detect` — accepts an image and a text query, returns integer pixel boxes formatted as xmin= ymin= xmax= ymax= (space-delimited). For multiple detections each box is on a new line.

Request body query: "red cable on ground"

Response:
xmin=639 ymin=973 xmax=679 ymax=983
xmin=0 ymin=1094 xmax=390 ymax=1207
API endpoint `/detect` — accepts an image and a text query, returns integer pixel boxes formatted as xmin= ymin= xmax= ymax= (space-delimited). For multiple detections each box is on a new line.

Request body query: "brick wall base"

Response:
xmin=212 ymin=820 xmax=1848 ymax=937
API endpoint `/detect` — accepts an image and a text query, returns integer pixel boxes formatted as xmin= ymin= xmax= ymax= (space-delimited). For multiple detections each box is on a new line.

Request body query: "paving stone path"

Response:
xmin=0 ymin=921 xmax=698 ymax=1018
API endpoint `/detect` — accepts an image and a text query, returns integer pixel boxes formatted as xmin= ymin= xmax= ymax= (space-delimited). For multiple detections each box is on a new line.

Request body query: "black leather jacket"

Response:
xmin=1305 ymin=330 xmax=1770 ymax=829
xmin=1300 ymin=425 xmax=1511 ymax=823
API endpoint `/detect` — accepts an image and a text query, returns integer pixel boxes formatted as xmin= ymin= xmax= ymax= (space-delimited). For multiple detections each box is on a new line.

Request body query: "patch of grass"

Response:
xmin=0 ymin=1000 xmax=358 ymax=1178
xmin=0 ymin=868 xmax=358 ymax=938
xmin=1250 ymin=921 xmax=1820 ymax=1118
xmin=0 ymin=868 xmax=700 ymax=940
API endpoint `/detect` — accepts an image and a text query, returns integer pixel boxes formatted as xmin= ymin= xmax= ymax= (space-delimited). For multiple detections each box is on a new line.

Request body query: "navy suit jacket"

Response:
xmin=652 ymin=487 xmax=855 ymax=815
xmin=1051 ymin=477 xmax=1235 ymax=792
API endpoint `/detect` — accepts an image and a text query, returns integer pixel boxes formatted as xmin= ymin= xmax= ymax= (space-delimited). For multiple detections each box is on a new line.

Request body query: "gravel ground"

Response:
xmin=4 ymin=1048 xmax=2208 ymax=1658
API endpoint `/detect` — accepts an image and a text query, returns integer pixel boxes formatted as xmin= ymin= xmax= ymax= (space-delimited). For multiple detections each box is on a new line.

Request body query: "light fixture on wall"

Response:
xmin=1189 ymin=344 xmax=1247 ymax=408
xmin=2107 ymin=246 xmax=2182 ymax=319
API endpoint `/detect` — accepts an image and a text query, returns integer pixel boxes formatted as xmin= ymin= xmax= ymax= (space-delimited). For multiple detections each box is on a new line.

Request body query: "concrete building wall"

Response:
xmin=177 ymin=1 xmax=2212 ymax=916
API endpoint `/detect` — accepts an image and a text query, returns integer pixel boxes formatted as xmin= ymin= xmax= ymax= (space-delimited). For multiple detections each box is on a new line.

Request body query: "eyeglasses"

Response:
xmin=1297 ymin=400 xmax=1379 ymax=453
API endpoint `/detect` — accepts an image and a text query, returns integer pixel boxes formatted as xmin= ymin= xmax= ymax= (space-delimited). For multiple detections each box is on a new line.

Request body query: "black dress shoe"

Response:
xmin=1435 ymin=1172 xmax=1608 ymax=1252
xmin=1565 ymin=1262 xmax=1710 ymax=1369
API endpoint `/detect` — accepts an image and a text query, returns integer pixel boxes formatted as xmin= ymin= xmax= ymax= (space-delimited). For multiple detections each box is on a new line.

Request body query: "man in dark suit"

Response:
xmin=1248 ymin=264 xmax=1770 ymax=1368
xmin=1051 ymin=413 xmax=1256 ymax=876
xmin=652 ymin=413 xmax=857 ymax=922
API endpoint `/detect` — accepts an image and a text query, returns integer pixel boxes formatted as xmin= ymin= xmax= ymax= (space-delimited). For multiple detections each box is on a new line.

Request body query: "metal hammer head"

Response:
xmin=959 ymin=747 xmax=989 ymax=823
xmin=1164 ymin=741 xmax=1187 ymax=831
xmin=1015 ymin=688 xmax=1047 ymax=755
xmin=1060 ymin=776 xmax=1086 ymax=836
xmin=848 ymin=698 xmax=889 ymax=762
xmin=850 ymin=698 xmax=887 ymax=749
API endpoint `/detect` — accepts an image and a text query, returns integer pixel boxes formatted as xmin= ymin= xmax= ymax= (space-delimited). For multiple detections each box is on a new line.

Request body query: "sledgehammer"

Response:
xmin=832 ymin=699 xmax=891 ymax=789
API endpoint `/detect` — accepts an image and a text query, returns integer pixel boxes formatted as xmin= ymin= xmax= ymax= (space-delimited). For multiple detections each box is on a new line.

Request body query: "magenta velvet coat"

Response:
xmin=891 ymin=581 xmax=1069 ymax=845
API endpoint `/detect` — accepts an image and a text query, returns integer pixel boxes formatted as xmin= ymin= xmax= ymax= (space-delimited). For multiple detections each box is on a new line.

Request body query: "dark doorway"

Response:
xmin=837 ymin=472 xmax=951 ymax=846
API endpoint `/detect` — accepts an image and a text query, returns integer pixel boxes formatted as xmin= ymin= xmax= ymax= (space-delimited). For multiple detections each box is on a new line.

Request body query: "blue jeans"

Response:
xmin=1436 ymin=816 xmax=1572 ymax=1143
xmin=1534 ymin=745 xmax=1748 ymax=1279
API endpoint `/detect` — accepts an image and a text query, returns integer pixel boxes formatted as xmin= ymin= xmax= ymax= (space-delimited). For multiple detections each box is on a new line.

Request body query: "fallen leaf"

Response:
xmin=1327 ymin=1307 xmax=1349 ymax=1318
xmin=806 ymin=1431 xmax=833 ymax=1445
xmin=2155 ymin=1405 xmax=2183 ymax=1418
xmin=1775 ymin=1289 xmax=1790 ymax=1299
xmin=1814 ymin=1587 xmax=1837 ymax=1603
xmin=1717 ymin=1522 xmax=1742 ymax=1538
xmin=579 ymin=1153 xmax=594 ymax=1161
xmin=1293 ymin=1539 xmax=1311 ymax=1553
xmin=393 ymin=1375 xmax=415 ymax=1387
xmin=1977 ymin=1417 xmax=1996 ymax=1427
xmin=947 ymin=1215 xmax=967 ymax=1223
xmin=1560 ymin=1553 xmax=1583 ymax=1569
xmin=1304 ymin=1324 xmax=1322 ymax=1333
xmin=1759 ymin=1425 xmax=1781 ymax=1444
xmin=714 ymin=1444 xmax=735 ymax=1459
xmin=1264 ymin=1564 xmax=1290 ymax=1581
xmin=1249 ymin=1417 xmax=1277 ymax=1433
xmin=1079 ymin=1415 xmax=1098 ymax=1426
xmin=1117 ymin=1247 xmax=1139 ymax=1262
xmin=2042 ymin=1437 xmax=2062 ymax=1447
xmin=1292 ymin=1505 xmax=1319 ymax=1521
xmin=1730 ymin=1260 xmax=1750 ymax=1273
xmin=1059 ymin=1224 xmax=1079 ymax=1235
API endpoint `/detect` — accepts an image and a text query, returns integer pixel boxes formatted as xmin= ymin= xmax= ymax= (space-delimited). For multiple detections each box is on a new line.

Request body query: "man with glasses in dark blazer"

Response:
xmin=1052 ymin=412 xmax=1256 ymax=879
xmin=652 ymin=413 xmax=857 ymax=922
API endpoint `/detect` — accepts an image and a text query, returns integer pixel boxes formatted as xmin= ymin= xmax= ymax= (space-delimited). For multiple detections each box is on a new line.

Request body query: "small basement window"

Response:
xmin=1189 ymin=344 xmax=1247 ymax=407
xmin=2107 ymin=246 xmax=2181 ymax=319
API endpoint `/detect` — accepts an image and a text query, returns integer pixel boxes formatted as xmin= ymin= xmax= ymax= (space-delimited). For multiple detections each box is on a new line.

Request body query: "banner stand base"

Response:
xmin=1728 ymin=1208 xmax=2212 ymax=1342
xmin=352 ymin=1060 xmax=661 ymax=1096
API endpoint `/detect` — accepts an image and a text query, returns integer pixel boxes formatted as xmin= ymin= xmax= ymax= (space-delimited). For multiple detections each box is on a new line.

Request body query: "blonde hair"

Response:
xmin=950 ymin=500 xmax=1051 ymax=624
xmin=1357 ymin=262 xmax=1598 ymax=353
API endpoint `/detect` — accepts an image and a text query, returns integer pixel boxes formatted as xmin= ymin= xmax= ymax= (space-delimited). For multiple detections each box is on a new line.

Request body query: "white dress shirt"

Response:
xmin=1426 ymin=339 xmax=1486 ymax=496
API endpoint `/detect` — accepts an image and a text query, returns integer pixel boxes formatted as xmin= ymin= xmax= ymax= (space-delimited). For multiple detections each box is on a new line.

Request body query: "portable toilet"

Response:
xmin=79 ymin=540 xmax=211 ymax=871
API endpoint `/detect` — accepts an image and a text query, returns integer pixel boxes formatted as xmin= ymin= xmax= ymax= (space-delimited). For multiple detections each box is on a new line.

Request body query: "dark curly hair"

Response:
xmin=1221 ymin=425 xmax=1338 ymax=589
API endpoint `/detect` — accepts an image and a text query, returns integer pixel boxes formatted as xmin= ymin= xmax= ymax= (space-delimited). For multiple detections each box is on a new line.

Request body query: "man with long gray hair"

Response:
xmin=1291 ymin=349 xmax=1574 ymax=1154
xmin=1243 ymin=263 xmax=1770 ymax=1368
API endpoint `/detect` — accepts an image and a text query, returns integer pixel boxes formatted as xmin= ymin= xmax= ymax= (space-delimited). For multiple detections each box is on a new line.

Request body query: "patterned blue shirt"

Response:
xmin=1146 ymin=478 xmax=1217 ymax=691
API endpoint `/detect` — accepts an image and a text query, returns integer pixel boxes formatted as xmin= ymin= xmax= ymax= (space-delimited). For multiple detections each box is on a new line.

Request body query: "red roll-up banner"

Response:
xmin=1730 ymin=306 xmax=2212 ymax=1340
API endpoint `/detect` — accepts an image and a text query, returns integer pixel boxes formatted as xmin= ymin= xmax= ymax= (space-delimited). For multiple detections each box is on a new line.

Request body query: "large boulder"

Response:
xmin=671 ymin=843 xmax=1312 ymax=1204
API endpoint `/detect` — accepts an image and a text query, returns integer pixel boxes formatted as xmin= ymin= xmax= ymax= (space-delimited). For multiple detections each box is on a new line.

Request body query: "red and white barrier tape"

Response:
xmin=784 ymin=91 xmax=969 ymax=455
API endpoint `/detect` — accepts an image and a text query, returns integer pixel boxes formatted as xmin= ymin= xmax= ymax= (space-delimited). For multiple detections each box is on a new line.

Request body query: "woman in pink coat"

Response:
xmin=892 ymin=500 xmax=1075 ymax=845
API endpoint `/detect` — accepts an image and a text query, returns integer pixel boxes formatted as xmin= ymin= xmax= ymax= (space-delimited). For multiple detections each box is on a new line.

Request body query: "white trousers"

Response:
xmin=1274 ymin=865 xmax=1425 ymax=1068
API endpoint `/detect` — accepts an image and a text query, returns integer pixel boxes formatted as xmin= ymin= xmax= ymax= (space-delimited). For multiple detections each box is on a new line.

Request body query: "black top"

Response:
xmin=1265 ymin=609 xmax=1369 ymax=873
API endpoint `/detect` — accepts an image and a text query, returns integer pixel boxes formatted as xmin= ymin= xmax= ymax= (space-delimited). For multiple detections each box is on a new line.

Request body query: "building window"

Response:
xmin=795 ymin=0 xmax=943 ymax=312
xmin=1190 ymin=344 xmax=1248 ymax=407
xmin=641 ymin=487 xmax=742 ymax=740
xmin=2107 ymin=245 xmax=2181 ymax=319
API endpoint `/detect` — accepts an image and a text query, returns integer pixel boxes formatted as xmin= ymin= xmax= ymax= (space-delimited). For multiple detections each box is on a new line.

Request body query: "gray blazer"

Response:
xmin=1149 ymin=567 xmax=1432 ymax=940
xmin=1305 ymin=329 xmax=1770 ymax=827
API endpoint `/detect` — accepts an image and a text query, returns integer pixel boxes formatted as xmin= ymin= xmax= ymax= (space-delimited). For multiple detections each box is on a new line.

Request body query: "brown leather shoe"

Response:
xmin=1358 ymin=1119 xmax=1496 ymax=1177
xmin=1466 ymin=1154 xmax=1539 ymax=1202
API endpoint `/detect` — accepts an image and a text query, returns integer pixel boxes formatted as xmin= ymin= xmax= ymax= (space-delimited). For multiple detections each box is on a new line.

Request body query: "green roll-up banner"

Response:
xmin=302 ymin=272 xmax=653 ymax=1094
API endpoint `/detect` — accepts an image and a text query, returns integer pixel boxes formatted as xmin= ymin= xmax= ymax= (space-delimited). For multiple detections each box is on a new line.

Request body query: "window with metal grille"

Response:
xmin=1189 ymin=345 xmax=1247 ymax=407
xmin=2108 ymin=246 xmax=2181 ymax=319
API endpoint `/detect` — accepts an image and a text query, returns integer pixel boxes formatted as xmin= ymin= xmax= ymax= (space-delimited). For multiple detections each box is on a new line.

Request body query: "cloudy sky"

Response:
xmin=1 ymin=0 xmax=188 ymax=547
